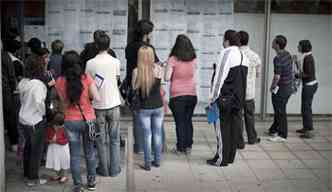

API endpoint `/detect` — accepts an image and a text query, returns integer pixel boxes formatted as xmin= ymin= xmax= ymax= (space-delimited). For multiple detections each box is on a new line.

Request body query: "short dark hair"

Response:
xmin=51 ymin=40 xmax=64 ymax=54
xmin=3 ymin=39 xmax=21 ymax=53
xmin=169 ymin=34 xmax=196 ymax=62
xmin=93 ymin=30 xmax=105 ymax=42
xmin=238 ymin=31 xmax=249 ymax=46
xmin=95 ymin=33 xmax=110 ymax=51
xmin=224 ymin=29 xmax=240 ymax=46
xmin=135 ymin=20 xmax=154 ymax=41
xmin=274 ymin=35 xmax=287 ymax=49
xmin=298 ymin=40 xmax=312 ymax=53
xmin=28 ymin=37 xmax=42 ymax=54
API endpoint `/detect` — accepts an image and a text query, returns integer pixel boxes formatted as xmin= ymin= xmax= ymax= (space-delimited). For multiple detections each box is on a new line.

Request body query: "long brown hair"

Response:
xmin=135 ymin=46 xmax=155 ymax=98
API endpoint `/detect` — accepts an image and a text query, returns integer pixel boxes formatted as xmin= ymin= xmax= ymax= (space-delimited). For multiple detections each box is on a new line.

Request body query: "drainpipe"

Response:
xmin=260 ymin=0 xmax=272 ymax=120
xmin=0 ymin=28 xmax=5 ymax=192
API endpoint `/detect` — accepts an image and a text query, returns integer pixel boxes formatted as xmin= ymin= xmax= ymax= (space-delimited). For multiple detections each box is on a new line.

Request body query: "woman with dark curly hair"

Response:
xmin=56 ymin=51 xmax=100 ymax=192
xmin=17 ymin=53 xmax=48 ymax=186
xmin=295 ymin=40 xmax=318 ymax=139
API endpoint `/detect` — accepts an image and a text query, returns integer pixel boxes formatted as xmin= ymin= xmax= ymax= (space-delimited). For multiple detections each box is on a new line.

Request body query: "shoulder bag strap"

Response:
xmin=77 ymin=103 xmax=87 ymax=122
xmin=239 ymin=50 xmax=246 ymax=106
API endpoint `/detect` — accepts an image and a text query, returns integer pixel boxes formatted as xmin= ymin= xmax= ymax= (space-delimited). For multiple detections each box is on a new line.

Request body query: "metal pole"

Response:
xmin=138 ymin=0 xmax=143 ymax=20
xmin=18 ymin=0 xmax=25 ymax=62
xmin=126 ymin=121 xmax=135 ymax=192
xmin=260 ymin=0 xmax=272 ymax=120
xmin=0 ymin=18 xmax=6 ymax=192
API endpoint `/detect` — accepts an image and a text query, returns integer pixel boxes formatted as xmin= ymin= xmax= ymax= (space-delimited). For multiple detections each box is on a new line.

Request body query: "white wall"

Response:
xmin=234 ymin=13 xmax=265 ymax=113
xmin=233 ymin=13 xmax=332 ymax=115
xmin=268 ymin=14 xmax=332 ymax=114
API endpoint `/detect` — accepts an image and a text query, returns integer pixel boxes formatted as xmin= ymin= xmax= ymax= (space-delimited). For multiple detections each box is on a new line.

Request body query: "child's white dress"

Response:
xmin=46 ymin=143 xmax=70 ymax=171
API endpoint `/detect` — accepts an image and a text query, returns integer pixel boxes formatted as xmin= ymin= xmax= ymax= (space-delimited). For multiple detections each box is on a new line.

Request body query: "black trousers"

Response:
xmin=302 ymin=83 xmax=318 ymax=131
xmin=22 ymin=119 xmax=46 ymax=180
xmin=219 ymin=98 xmax=242 ymax=164
xmin=240 ymin=99 xmax=258 ymax=143
xmin=269 ymin=90 xmax=291 ymax=139
xmin=3 ymin=91 xmax=18 ymax=145
xmin=169 ymin=95 xmax=197 ymax=151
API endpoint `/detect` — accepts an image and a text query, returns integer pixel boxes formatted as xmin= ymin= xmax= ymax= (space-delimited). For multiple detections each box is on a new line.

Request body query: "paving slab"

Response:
xmin=5 ymin=120 xmax=332 ymax=192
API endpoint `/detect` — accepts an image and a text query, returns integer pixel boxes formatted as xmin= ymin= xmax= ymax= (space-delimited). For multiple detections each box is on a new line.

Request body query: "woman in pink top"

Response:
xmin=56 ymin=51 xmax=100 ymax=192
xmin=165 ymin=34 xmax=197 ymax=154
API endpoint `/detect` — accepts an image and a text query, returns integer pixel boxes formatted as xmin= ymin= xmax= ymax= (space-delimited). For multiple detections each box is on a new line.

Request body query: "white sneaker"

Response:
xmin=11 ymin=145 xmax=18 ymax=152
xmin=26 ymin=179 xmax=47 ymax=187
xmin=39 ymin=179 xmax=47 ymax=185
xmin=268 ymin=136 xmax=286 ymax=142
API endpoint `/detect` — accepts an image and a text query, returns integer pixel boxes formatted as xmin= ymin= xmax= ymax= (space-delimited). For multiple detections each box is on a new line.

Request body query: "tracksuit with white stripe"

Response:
xmin=210 ymin=46 xmax=248 ymax=166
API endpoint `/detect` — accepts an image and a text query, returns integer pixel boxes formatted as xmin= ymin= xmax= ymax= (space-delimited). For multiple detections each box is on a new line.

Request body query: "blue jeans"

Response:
xmin=64 ymin=120 xmax=97 ymax=187
xmin=137 ymin=107 xmax=164 ymax=166
xmin=133 ymin=113 xmax=144 ymax=153
xmin=95 ymin=107 xmax=121 ymax=177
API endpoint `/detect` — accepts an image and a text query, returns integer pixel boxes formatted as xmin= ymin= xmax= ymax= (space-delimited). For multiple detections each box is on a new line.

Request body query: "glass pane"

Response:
xmin=150 ymin=0 xmax=266 ymax=114
xmin=271 ymin=0 xmax=332 ymax=14
xmin=268 ymin=0 xmax=332 ymax=114
xmin=233 ymin=0 xmax=266 ymax=113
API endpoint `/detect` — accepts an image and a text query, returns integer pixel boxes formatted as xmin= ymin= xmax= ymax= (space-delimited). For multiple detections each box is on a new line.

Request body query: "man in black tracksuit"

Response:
xmin=208 ymin=30 xmax=248 ymax=167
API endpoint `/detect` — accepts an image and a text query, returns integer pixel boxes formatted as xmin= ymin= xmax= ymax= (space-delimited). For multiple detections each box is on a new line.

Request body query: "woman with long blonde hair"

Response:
xmin=132 ymin=46 xmax=164 ymax=171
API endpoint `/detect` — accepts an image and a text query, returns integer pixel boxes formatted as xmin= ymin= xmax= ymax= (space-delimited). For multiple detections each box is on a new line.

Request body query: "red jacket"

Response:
xmin=47 ymin=127 xmax=68 ymax=145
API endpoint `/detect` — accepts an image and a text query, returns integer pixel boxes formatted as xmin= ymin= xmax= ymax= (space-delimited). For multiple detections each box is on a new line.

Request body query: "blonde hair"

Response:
xmin=135 ymin=46 xmax=155 ymax=98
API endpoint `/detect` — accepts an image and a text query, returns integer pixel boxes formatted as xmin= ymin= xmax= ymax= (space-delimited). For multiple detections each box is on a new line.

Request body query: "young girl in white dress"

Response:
xmin=46 ymin=113 xmax=70 ymax=183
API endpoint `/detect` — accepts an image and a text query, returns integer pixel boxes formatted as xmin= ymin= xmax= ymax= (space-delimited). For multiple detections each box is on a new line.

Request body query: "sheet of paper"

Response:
xmin=95 ymin=73 xmax=105 ymax=89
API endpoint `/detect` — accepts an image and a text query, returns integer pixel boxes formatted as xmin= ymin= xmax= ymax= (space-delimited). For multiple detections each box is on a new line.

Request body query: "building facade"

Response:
xmin=1 ymin=0 xmax=331 ymax=190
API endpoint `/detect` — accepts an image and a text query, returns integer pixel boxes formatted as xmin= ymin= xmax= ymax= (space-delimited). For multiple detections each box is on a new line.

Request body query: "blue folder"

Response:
xmin=205 ymin=102 xmax=220 ymax=124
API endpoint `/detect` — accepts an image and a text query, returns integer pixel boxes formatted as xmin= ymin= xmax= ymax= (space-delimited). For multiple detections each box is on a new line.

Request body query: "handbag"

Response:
xmin=128 ymin=88 xmax=141 ymax=112
xmin=77 ymin=104 xmax=98 ymax=141
xmin=205 ymin=102 xmax=220 ymax=124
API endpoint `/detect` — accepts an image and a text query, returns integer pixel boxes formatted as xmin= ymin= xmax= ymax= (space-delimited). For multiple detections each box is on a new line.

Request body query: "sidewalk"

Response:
xmin=5 ymin=120 xmax=332 ymax=192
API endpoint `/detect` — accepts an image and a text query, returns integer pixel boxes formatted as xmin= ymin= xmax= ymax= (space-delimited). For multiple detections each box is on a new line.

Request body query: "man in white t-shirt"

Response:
xmin=239 ymin=31 xmax=261 ymax=146
xmin=86 ymin=33 xmax=122 ymax=177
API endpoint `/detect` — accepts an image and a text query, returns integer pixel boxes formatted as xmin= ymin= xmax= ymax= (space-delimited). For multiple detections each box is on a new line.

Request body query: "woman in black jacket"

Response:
xmin=295 ymin=40 xmax=318 ymax=139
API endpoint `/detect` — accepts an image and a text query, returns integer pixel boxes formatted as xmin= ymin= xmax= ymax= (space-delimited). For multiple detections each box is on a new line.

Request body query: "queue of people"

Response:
xmin=1 ymin=18 xmax=318 ymax=191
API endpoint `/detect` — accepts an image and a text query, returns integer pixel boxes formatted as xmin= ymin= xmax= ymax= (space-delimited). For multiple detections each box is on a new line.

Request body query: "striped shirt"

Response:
xmin=274 ymin=50 xmax=293 ymax=86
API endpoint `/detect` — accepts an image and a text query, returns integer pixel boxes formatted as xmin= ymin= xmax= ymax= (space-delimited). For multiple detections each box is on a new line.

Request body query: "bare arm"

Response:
xmin=132 ymin=69 xmax=137 ymax=89
xmin=164 ymin=62 xmax=173 ymax=81
xmin=270 ymin=74 xmax=280 ymax=91
xmin=89 ymin=83 xmax=101 ymax=102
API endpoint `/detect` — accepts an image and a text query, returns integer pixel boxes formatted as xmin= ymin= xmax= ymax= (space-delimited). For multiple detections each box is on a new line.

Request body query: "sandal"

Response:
xmin=50 ymin=176 xmax=61 ymax=181
xmin=59 ymin=176 xmax=69 ymax=183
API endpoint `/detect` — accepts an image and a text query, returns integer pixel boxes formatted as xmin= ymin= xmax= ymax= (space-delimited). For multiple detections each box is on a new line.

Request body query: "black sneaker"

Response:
xmin=87 ymin=183 xmax=96 ymax=191
xmin=73 ymin=185 xmax=85 ymax=192
xmin=140 ymin=164 xmax=151 ymax=171
xmin=152 ymin=161 xmax=160 ymax=168
xmin=296 ymin=129 xmax=306 ymax=134
xmin=265 ymin=131 xmax=277 ymax=137
xmin=206 ymin=159 xmax=228 ymax=167
xmin=248 ymin=137 xmax=261 ymax=145
xmin=237 ymin=144 xmax=245 ymax=150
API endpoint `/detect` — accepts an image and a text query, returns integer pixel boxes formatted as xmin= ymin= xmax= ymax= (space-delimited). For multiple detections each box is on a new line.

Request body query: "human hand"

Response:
xmin=48 ymin=79 xmax=56 ymax=87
